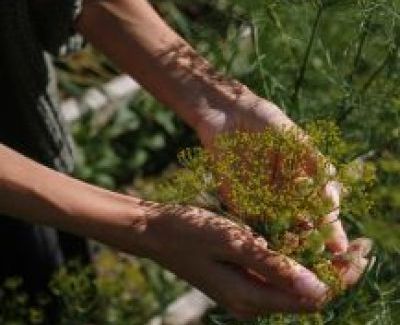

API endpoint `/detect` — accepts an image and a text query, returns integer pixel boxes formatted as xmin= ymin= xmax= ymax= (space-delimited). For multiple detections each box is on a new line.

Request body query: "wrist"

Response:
xmin=193 ymin=90 xmax=289 ymax=147
xmin=124 ymin=202 xmax=206 ymax=262
xmin=190 ymin=85 xmax=259 ymax=133
xmin=124 ymin=201 xmax=183 ymax=259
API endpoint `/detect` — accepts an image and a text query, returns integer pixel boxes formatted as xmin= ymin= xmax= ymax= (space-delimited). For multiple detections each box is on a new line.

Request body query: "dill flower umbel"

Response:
xmin=152 ymin=121 xmax=375 ymax=304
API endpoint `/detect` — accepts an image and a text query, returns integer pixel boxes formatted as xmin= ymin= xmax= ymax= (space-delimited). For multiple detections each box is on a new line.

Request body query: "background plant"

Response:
xmin=1 ymin=0 xmax=398 ymax=324
xmin=0 ymin=249 xmax=187 ymax=325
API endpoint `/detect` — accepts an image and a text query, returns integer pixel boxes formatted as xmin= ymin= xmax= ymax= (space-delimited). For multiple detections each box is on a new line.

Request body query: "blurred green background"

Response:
xmin=1 ymin=1 xmax=399 ymax=324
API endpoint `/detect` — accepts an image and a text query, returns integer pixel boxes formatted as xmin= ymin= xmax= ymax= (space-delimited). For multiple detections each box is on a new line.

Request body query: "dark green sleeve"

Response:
xmin=30 ymin=0 xmax=84 ymax=56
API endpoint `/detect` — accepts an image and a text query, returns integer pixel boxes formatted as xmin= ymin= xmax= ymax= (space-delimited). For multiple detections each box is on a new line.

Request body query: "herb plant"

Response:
xmin=150 ymin=120 xmax=375 ymax=323
xmin=50 ymin=0 xmax=399 ymax=324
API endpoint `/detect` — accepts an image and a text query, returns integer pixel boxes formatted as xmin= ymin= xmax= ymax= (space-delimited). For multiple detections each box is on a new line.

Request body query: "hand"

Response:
xmin=137 ymin=203 xmax=331 ymax=318
xmin=195 ymin=89 xmax=293 ymax=148
xmin=194 ymin=90 xmax=371 ymax=284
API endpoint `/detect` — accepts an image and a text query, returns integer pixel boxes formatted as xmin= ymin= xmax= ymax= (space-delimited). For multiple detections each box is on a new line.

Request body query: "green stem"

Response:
xmin=292 ymin=5 xmax=324 ymax=104
xmin=348 ymin=14 xmax=372 ymax=84
xmin=250 ymin=18 xmax=270 ymax=98
xmin=360 ymin=46 xmax=397 ymax=94
xmin=337 ymin=44 xmax=399 ymax=124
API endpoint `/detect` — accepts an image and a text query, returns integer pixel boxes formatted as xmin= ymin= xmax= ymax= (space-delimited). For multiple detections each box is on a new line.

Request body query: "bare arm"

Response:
xmin=0 ymin=0 xmax=369 ymax=318
xmin=76 ymin=0 xmax=353 ymax=252
xmin=0 ymin=143 xmax=337 ymax=317
xmin=0 ymin=144 xmax=149 ymax=254
xmin=72 ymin=0 xmax=371 ymax=310
xmin=76 ymin=0 xmax=292 ymax=142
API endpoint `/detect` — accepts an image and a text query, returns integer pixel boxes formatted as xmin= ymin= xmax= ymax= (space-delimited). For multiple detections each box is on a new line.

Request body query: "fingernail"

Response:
xmin=349 ymin=238 xmax=373 ymax=257
xmin=327 ymin=237 xmax=348 ymax=255
xmin=294 ymin=269 xmax=329 ymax=301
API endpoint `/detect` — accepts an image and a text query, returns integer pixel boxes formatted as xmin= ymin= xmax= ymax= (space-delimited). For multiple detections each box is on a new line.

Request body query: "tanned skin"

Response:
xmin=0 ymin=0 xmax=371 ymax=319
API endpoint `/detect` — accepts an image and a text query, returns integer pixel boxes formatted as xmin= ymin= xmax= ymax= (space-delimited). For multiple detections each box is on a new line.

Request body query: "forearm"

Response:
xmin=76 ymin=0 xmax=256 ymax=131
xmin=0 ymin=144 xmax=154 ymax=255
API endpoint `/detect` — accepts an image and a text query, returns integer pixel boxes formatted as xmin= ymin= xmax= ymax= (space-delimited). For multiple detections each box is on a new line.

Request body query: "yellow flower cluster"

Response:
xmin=153 ymin=121 xmax=375 ymax=299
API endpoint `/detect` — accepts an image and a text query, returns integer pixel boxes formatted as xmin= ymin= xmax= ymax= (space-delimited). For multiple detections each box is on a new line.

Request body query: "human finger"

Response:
xmin=322 ymin=181 xmax=349 ymax=254
xmin=181 ymin=259 xmax=321 ymax=319
xmin=333 ymin=238 xmax=373 ymax=287
xmin=220 ymin=234 xmax=329 ymax=303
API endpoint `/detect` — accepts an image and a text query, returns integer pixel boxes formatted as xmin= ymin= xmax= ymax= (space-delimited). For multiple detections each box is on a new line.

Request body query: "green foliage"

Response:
xmin=154 ymin=2 xmax=399 ymax=323
xmin=55 ymin=47 xmax=118 ymax=99
xmin=0 ymin=278 xmax=47 ymax=325
xmin=72 ymin=92 xmax=197 ymax=189
xmin=53 ymin=0 xmax=400 ymax=323
xmin=0 ymin=251 xmax=187 ymax=325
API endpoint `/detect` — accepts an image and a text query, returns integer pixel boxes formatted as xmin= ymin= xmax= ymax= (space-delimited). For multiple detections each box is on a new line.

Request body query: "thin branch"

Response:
xmin=292 ymin=5 xmax=325 ymax=103
xmin=337 ymin=44 xmax=399 ymax=124
xmin=347 ymin=13 xmax=372 ymax=84
xmin=360 ymin=46 xmax=397 ymax=94
xmin=250 ymin=19 xmax=270 ymax=98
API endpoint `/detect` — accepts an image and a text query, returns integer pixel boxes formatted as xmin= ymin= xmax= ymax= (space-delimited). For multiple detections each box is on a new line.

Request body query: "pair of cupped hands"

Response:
xmin=141 ymin=89 xmax=372 ymax=320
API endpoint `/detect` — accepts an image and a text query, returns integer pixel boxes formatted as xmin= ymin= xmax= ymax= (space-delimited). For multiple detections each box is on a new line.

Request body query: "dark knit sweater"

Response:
xmin=0 ymin=0 xmax=82 ymax=173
